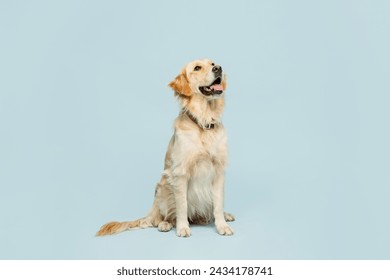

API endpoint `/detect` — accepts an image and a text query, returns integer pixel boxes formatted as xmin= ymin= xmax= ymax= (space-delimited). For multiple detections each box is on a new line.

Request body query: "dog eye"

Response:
xmin=194 ymin=66 xmax=202 ymax=71
xmin=211 ymin=63 xmax=215 ymax=66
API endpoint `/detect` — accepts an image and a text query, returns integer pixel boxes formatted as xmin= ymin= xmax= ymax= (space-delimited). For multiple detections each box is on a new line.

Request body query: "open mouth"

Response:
xmin=199 ymin=77 xmax=224 ymax=96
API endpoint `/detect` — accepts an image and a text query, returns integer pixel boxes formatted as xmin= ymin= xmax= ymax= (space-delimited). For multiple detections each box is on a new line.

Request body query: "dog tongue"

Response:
xmin=210 ymin=84 xmax=223 ymax=91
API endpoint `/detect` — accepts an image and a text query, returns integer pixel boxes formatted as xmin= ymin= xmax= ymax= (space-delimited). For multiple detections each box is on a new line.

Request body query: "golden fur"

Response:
xmin=96 ymin=59 xmax=234 ymax=237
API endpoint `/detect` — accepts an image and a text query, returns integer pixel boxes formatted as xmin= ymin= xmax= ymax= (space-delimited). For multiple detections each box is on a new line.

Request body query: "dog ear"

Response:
xmin=168 ymin=69 xmax=192 ymax=97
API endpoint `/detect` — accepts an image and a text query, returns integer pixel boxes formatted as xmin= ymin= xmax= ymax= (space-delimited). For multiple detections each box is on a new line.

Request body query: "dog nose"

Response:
xmin=212 ymin=65 xmax=222 ymax=74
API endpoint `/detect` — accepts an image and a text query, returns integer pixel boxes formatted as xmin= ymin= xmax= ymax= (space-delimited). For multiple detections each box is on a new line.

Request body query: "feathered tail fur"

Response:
xmin=95 ymin=217 xmax=153 ymax=236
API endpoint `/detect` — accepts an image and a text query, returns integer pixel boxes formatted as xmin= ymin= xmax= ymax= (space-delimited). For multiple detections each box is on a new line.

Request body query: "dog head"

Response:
xmin=169 ymin=59 xmax=226 ymax=99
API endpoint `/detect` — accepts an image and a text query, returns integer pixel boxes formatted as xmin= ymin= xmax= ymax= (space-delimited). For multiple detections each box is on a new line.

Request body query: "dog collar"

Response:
xmin=185 ymin=111 xmax=216 ymax=130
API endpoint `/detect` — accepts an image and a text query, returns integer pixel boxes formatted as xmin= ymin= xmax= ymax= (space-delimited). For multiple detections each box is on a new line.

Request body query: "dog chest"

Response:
xmin=200 ymin=127 xmax=228 ymax=164
xmin=167 ymin=127 xmax=227 ymax=179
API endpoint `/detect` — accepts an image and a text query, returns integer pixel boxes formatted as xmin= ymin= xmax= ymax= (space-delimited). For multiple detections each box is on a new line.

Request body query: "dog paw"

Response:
xmin=224 ymin=212 xmax=235 ymax=222
xmin=176 ymin=227 xmax=191 ymax=237
xmin=158 ymin=221 xmax=173 ymax=232
xmin=216 ymin=223 xmax=234 ymax=236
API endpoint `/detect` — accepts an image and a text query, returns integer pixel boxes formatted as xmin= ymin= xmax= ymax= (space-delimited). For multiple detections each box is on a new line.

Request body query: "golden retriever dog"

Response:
xmin=96 ymin=59 xmax=234 ymax=237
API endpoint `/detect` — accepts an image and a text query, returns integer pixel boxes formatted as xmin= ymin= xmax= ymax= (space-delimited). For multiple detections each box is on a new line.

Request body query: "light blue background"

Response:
xmin=1 ymin=0 xmax=389 ymax=259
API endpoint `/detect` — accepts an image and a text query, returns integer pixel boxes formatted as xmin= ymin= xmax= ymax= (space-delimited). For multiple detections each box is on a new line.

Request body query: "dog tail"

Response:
xmin=95 ymin=217 xmax=153 ymax=236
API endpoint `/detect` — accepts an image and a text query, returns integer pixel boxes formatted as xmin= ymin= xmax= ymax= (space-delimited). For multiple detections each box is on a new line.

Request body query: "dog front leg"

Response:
xmin=213 ymin=174 xmax=234 ymax=236
xmin=173 ymin=176 xmax=191 ymax=237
